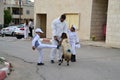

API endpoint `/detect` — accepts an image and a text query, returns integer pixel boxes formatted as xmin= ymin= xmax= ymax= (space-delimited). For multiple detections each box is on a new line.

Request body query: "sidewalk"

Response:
xmin=80 ymin=40 xmax=120 ymax=49
xmin=41 ymin=38 xmax=120 ymax=49
xmin=80 ymin=40 xmax=108 ymax=47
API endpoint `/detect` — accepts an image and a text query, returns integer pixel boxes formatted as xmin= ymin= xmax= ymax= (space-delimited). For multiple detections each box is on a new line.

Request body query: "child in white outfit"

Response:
xmin=68 ymin=25 xmax=80 ymax=62
xmin=32 ymin=28 xmax=57 ymax=66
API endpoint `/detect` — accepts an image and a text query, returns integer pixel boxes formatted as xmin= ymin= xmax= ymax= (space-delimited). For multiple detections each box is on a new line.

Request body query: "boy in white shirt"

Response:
xmin=32 ymin=28 xmax=57 ymax=66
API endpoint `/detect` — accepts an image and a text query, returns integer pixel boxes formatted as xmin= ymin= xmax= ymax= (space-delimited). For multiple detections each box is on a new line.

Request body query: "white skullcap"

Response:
xmin=35 ymin=28 xmax=44 ymax=33
xmin=72 ymin=25 xmax=76 ymax=29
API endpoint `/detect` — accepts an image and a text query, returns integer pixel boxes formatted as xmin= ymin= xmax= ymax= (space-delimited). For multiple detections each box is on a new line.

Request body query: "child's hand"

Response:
xmin=54 ymin=36 xmax=58 ymax=40
xmin=57 ymin=40 xmax=62 ymax=46
xmin=32 ymin=46 xmax=35 ymax=50
xmin=54 ymin=36 xmax=59 ymax=43
xmin=57 ymin=45 xmax=60 ymax=49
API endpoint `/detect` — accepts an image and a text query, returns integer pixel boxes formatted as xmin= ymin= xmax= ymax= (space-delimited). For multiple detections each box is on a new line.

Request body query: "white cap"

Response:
xmin=35 ymin=28 xmax=44 ymax=33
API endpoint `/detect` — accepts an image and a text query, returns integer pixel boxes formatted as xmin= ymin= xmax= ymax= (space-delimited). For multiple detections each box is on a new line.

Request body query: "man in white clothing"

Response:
xmin=50 ymin=14 xmax=68 ymax=63
xmin=29 ymin=19 xmax=34 ymax=38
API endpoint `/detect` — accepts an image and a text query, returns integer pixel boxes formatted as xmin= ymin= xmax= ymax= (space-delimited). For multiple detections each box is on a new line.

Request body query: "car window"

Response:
xmin=17 ymin=24 xmax=24 ymax=28
xmin=6 ymin=26 xmax=16 ymax=28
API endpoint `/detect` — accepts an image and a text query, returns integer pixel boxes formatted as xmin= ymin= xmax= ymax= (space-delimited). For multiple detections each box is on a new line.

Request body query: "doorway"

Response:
xmin=37 ymin=14 xmax=47 ymax=38
xmin=91 ymin=0 xmax=108 ymax=41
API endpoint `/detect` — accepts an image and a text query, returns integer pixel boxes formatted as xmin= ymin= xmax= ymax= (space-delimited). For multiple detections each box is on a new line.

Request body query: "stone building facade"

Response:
xmin=106 ymin=0 xmax=120 ymax=46
xmin=34 ymin=0 xmax=120 ymax=47
xmin=2 ymin=0 xmax=34 ymax=25
xmin=0 ymin=2 xmax=4 ymax=27
xmin=4 ymin=4 xmax=34 ymax=24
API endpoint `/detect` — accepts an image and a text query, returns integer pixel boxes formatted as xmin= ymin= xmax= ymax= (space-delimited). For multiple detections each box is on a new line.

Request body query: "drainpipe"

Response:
xmin=19 ymin=0 xmax=21 ymax=24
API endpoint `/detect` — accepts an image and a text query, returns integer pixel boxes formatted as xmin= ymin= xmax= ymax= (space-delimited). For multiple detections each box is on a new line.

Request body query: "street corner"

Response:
xmin=0 ymin=57 xmax=13 ymax=80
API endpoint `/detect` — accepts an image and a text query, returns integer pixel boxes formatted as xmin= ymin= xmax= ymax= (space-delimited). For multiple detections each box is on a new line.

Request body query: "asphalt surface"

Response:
xmin=0 ymin=37 xmax=120 ymax=80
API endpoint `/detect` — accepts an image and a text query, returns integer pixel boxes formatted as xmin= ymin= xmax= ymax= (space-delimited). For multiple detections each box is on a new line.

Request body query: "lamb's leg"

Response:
xmin=58 ymin=59 xmax=63 ymax=65
xmin=67 ymin=60 xmax=69 ymax=66
xmin=58 ymin=56 xmax=63 ymax=66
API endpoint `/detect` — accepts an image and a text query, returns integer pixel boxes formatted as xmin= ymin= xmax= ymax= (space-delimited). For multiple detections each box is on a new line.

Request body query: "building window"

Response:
xmin=12 ymin=8 xmax=23 ymax=15
xmin=66 ymin=13 xmax=80 ymax=30
xmin=26 ymin=10 xmax=30 ymax=15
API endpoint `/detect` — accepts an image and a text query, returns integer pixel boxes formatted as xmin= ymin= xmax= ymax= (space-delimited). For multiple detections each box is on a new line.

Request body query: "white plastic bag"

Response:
xmin=75 ymin=43 xmax=81 ymax=48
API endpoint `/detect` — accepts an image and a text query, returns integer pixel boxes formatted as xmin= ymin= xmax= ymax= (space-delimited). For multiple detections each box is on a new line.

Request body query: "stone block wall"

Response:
xmin=0 ymin=2 xmax=4 ymax=26
xmin=106 ymin=0 xmax=120 ymax=46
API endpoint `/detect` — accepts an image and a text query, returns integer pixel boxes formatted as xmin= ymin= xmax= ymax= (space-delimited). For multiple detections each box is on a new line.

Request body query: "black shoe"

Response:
xmin=71 ymin=55 xmax=76 ymax=62
xmin=51 ymin=60 xmax=54 ymax=63
xmin=67 ymin=63 xmax=69 ymax=66
xmin=37 ymin=63 xmax=44 ymax=65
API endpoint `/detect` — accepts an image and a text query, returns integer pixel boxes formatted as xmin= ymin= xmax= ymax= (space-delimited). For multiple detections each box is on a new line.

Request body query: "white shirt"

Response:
xmin=52 ymin=18 xmax=68 ymax=37
xmin=32 ymin=34 xmax=41 ymax=48
xmin=29 ymin=21 xmax=34 ymax=28
xmin=68 ymin=30 xmax=79 ymax=43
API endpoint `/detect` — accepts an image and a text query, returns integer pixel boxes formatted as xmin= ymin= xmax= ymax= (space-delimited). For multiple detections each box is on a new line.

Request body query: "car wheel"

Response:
xmin=16 ymin=35 xmax=24 ymax=39
xmin=1 ymin=34 xmax=5 ymax=37
xmin=16 ymin=36 xmax=22 ymax=39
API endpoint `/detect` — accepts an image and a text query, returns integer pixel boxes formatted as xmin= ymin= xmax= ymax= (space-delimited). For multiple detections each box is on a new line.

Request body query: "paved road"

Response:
xmin=0 ymin=37 xmax=120 ymax=80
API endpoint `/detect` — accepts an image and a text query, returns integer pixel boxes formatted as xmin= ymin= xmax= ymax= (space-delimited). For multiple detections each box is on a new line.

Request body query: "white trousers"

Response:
xmin=70 ymin=42 xmax=76 ymax=55
xmin=37 ymin=43 xmax=57 ymax=63
xmin=24 ymin=27 xmax=29 ymax=39
xmin=50 ymin=40 xmax=62 ymax=60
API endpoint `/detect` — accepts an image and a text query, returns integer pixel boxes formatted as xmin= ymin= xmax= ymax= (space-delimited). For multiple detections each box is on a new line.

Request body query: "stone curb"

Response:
xmin=0 ymin=57 xmax=12 ymax=80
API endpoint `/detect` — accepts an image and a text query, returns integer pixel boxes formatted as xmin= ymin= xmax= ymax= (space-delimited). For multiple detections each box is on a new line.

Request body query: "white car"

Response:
xmin=1 ymin=26 xmax=18 ymax=36
xmin=14 ymin=24 xmax=25 ymax=39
